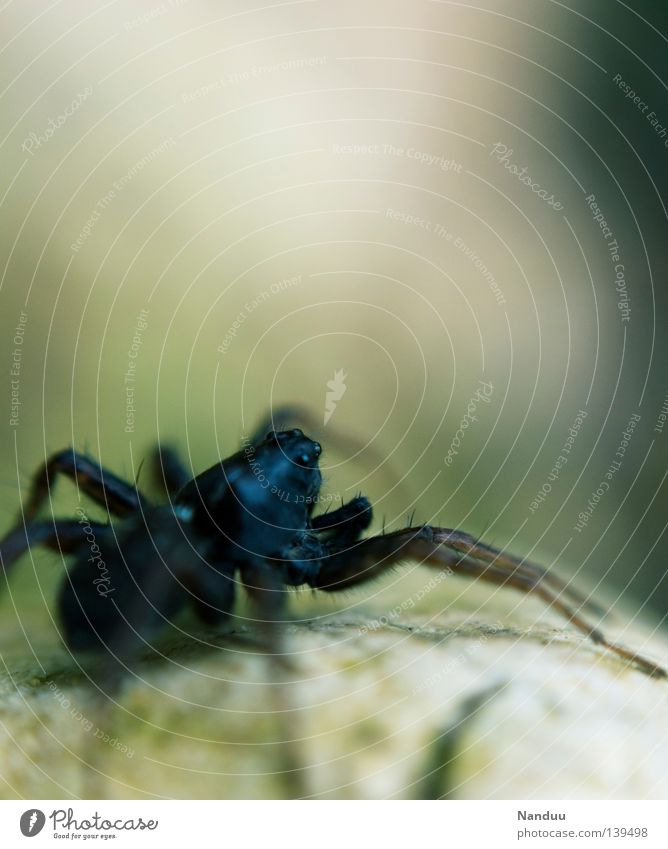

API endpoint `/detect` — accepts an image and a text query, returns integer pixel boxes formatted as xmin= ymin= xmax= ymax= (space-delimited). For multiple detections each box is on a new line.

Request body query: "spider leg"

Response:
xmin=240 ymin=557 xmax=289 ymax=646
xmin=15 ymin=448 xmax=147 ymax=522
xmin=313 ymin=526 xmax=666 ymax=679
xmin=0 ymin=519 xmax=105 ymax=581
xmin=1 ymin=450 xmax=146 ymax=591
xmin=310 ymin=496 xmax=372 ymax=550
xmin=149 ymin=444 xmax=191 ymax=496
xmin=181 ymin=561 xmax=236 ymax=626
xmin=433 ymin=528 xmax=607 ymax=617
xmin=239 ymin=557 xmax=308 ymax=798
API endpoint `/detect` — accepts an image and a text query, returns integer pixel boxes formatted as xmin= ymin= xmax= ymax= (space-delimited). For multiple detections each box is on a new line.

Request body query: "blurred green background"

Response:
xmin=1 ymin=0 xmax=668 ymax=657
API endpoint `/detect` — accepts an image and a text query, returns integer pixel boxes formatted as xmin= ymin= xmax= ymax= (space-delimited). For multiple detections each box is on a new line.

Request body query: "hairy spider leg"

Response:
xmin=311 ymin=496 xmax=373 ymax=551
xmin=0 ymin=519 xmax=107 ymax=580
xmin=176 ymin=556 xmax=236 ymax=627
xmin=312 ymin=526 xmax=667 ymax=679
xmin=16 ymin=448 xmax=147 ymax=522
xmin=239 ymin=555 xmax=309 ymax=798
xmin=0 ymin=449 xmax=147 ymax=588
xmin=433 ymin=528 xmax=608 ymax=618
xmin=240 ymin=557 xmax=289 ymax=644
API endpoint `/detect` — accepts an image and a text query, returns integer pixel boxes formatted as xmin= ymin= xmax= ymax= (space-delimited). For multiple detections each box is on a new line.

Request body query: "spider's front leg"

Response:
xmin=240 ymin=557 xmax=290 ymax=654
xmin=310 ymin=496 xmax=373 ymax=551
xmin=238 ymin=556 xmax=308 ymax=798
xmin=432 ymin=527 xmax=607 ymax=617
xmin=313 ymin=526 xmax=667 ymax=680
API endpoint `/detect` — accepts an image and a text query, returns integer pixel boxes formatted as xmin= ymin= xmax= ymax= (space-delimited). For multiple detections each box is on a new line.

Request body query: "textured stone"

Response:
xmin=1 ymin=577 xmax=666 ymax=799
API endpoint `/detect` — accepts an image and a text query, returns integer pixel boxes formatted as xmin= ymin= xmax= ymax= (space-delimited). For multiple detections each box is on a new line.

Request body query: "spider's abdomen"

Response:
xmin=57 ymin=509 xmax=211 ymax=653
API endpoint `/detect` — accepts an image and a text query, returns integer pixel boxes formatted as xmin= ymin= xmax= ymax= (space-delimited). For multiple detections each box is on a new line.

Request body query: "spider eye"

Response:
xmin=296 ymin=442 xmax=321 ymax=465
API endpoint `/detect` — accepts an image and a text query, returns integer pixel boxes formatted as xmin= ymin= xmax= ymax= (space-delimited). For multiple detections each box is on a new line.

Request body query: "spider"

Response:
xmin=0 ymin=415 xmax=665 ymax=679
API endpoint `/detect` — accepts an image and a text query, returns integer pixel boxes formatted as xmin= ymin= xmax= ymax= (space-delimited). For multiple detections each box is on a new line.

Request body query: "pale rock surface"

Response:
xmin=1 ymin=577 xmax=666 ymax=799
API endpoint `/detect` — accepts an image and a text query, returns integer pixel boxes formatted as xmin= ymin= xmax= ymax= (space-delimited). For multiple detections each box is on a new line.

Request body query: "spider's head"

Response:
xmin=263 ymin=428 xmax=321 ymax=465
xmin=175 ymin=429 xmax=323 ymax=556
xmin=259 ymin=428 xmax=322 ymax=500
xmin=216 ymin=428 xmax=323 ymax=554
xmin=235 ymin=428 xmax=322 ymax=504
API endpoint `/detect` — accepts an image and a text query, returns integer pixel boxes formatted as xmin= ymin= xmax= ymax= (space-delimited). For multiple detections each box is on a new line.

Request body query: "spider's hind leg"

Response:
xmin=1 ymin=449 xmax=146 ymax=586
xmin=16 ymin=448 xmax=146 ymax=523
xmin=0 ymin=519 xmax=106 ymax=584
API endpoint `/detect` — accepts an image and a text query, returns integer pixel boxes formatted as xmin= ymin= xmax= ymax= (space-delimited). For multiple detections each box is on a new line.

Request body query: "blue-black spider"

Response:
xmin=0 ymin=413 xmax=664 ymax=679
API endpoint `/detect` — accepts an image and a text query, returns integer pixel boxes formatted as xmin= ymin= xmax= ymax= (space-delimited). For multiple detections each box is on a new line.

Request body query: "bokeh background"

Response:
xmin=1 ymin=0 xmax=668 ymax=799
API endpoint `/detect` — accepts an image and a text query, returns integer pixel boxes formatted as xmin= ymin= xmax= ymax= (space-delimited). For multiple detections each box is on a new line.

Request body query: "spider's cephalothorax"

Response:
xmin=0 ymin=418 xmax=665 ymax=679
